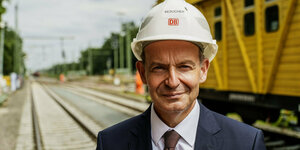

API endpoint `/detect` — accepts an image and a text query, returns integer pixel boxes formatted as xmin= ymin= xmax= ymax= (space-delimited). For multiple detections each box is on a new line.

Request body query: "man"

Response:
xmin=97 ymin=0 xmax=266 ymax=149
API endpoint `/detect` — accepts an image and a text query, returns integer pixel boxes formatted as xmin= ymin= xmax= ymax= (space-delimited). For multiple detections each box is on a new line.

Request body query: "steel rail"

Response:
xmin=30 ymin=81 xmax=97 ymax=150
xmin=63 ymin=84 xmax=147 ymax=113
xmin=40 ymin=83 xmax=97 ymax=142
xmin=30 ymin=83 xmax=43 ymax=150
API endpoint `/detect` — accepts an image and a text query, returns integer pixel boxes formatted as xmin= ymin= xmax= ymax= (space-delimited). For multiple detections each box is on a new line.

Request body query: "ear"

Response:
xmin=136 ymin=61 xmax=147 ymax=84
xmin=199 ymin=58 xmax=210 ymax=83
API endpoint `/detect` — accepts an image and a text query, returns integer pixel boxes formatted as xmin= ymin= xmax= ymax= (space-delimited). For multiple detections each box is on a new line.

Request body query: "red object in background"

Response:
xmin=59 ymin=74 xmax=65 ymax=83
xmin=135 ymin=71 xmax=144 ymax=95
xmin=33 ymin=72 xmax=40 ymax=77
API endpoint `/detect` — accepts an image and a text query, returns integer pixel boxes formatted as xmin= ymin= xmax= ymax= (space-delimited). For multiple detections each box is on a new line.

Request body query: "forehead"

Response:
xmin=143 ymin=40 xmax=200 ymax=63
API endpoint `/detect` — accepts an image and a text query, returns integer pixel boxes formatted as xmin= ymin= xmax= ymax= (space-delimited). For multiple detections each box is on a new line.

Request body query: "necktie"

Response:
xmin=163 ymin=130 xmax=181 ymax=150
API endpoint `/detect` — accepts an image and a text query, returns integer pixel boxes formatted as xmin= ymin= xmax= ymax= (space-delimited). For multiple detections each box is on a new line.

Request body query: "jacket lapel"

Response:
xmin=127 ymin=102 xmax=223 ymax=150
xmin=194 ymin=102 xmax=223 ymax=150
xmin=128 ymin=105 xmax=152 ymax=150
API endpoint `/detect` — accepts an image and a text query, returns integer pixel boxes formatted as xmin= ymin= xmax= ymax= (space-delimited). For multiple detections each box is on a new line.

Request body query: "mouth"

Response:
xmin=162 ymin=92 xmax=184 ymax=99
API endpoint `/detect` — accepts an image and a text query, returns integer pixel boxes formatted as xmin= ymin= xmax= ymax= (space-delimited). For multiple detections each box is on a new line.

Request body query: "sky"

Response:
xmin=3 ymin=0 xmax=155 ymax=72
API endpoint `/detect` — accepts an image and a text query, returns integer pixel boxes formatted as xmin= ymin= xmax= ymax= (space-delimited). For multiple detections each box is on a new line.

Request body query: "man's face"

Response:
xmin=137 ymin=40 xmax=210 ymax=116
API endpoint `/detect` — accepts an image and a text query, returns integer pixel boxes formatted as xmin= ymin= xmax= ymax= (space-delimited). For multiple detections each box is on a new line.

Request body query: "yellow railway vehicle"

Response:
xmin=156 ymin=0 xmax=300 ymax=124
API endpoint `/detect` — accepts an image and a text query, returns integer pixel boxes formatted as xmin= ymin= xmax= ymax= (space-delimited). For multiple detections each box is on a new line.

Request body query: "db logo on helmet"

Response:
xmin=168 ymin=18 xmax=179 ymax=26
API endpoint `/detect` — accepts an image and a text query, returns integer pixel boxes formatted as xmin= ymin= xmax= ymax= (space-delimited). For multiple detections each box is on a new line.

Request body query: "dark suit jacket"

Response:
xmin=97 ymin=101 xmax=266 ymax=150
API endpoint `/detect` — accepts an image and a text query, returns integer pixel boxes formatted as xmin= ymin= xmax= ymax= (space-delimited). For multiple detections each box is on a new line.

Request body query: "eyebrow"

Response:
xmin=149 ymin=62 xmax=167 ymax=68
xmin=177 ymin=60 xmax=196 ymax=66
xmin=149 ymin=60 xmax=196 ymax=68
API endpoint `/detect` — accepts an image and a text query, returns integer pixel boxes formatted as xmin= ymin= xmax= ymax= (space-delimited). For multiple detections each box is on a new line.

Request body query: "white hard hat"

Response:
xmin=131 ymin=0 xmax=218 ymax=62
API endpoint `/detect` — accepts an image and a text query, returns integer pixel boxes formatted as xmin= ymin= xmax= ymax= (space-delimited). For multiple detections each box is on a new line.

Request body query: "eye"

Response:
xmin=152 ymin=66 xmax=164 ymax=71
xmin=179 ymin=65 xmax=190 ymax=68
xmin=178 ymin=65 xmax=193 ymax=71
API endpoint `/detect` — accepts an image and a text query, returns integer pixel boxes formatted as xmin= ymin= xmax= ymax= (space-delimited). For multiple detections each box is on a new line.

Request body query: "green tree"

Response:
xmin=0 ymin=0 xmax=6 ymax=22
xmin=3 ymin=27 xmax=24 ymax=75
xmin=45 ymin=21 xmax=139 ymax=76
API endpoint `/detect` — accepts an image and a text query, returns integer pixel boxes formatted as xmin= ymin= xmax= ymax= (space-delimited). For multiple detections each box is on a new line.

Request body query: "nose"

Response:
xmin=164 ymin=67 xmax=180 ymax=89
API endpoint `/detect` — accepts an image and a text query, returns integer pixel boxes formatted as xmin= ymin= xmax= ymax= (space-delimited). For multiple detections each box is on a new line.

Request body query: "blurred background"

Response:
xmin=0 ymin=0 xmax=300 ymax=149
xmin=1 ymin=0 xmax=154 ymax=75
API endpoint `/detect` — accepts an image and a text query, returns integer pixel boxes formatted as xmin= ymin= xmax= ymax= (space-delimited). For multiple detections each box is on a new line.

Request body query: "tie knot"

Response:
xmin=163 ymin=130 xmax=181 ymax=150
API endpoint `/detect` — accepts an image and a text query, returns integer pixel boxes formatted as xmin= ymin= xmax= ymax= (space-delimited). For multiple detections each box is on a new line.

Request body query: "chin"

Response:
xmin=164 ymin=101 xmax=189 ymax=112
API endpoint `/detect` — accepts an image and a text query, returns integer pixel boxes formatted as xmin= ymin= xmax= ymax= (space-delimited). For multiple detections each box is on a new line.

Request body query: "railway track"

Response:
xmin=254 ymin=123 xmax=300 ymax=150
xmin=60 ymin=84 xmax=149 ymax=116
xmin=263 ymin=130 xmax=300 ymax=150
xmin=264 ymin=130 xmax=300 ymax=150
xmin=30 ymin=82 xmax=101 ymax=149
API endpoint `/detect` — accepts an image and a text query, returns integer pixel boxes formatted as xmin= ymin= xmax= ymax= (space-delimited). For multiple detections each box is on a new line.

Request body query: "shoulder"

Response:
xmin=201 ymin=105 xmax=265 ymax=149
xmin=211 ymin=110 xmax=260 ymax=136
xmin=96 ymin=110 xmax=149 ymax=150
xmin=200 ymin=103 xmax=260 ymax=135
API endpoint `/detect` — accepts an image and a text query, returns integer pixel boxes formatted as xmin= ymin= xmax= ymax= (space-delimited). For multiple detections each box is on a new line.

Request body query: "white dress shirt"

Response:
xmin=151 ymin=100 xmax=200 ymax=150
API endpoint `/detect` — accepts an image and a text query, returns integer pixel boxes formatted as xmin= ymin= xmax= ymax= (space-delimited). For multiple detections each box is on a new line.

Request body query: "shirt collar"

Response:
xmin=150 ymin=100 xmax=200 ymax=147
xmin=151 ymin=104 xmax=170 ymax=146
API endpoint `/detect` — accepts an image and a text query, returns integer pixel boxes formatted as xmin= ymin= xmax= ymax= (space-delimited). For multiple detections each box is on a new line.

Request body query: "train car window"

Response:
xmin=245 ymin=0 xmax=254 ymax=7
xmin=265 ymin=5 xmax=279 ymax=32
xmin=214 ymin=7 xmax=221 ymax=17
xmin=215 ymin=21 xmax=222 ymax=41
xmin=244 ymin=12 xmax=255 ymax=36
